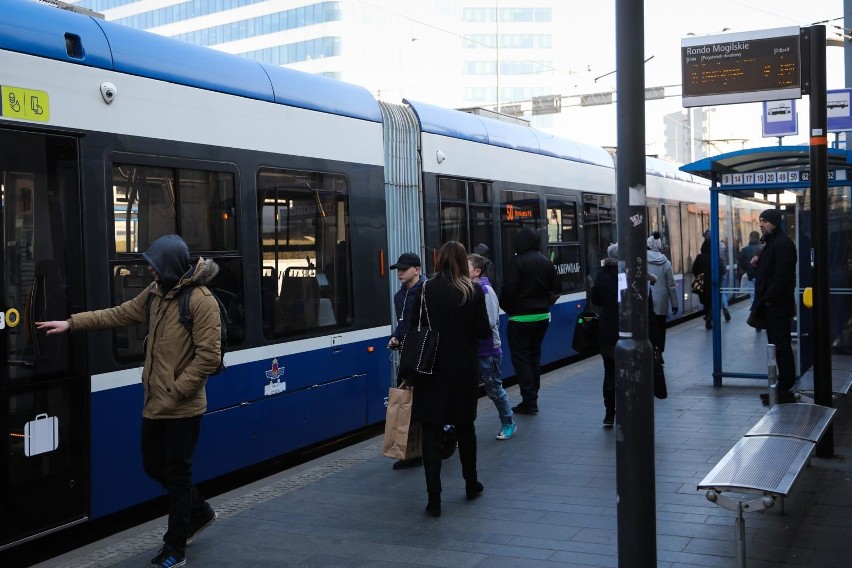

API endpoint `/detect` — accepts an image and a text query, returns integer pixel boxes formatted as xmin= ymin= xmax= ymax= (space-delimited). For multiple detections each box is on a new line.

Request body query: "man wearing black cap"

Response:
xmin=387 ymin=252 xmax=427 ymax=469
xmin=752 ymin=208 xmax=798 ymax=404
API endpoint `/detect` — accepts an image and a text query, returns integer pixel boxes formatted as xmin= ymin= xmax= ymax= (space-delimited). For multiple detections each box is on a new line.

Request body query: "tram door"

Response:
xmin=0 ymin=130 xmax=87 ymax=549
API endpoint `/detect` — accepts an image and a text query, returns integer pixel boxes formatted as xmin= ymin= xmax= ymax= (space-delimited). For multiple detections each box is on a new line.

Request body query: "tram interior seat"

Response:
xmin=274 ymin=266 xmax=330 ymax=333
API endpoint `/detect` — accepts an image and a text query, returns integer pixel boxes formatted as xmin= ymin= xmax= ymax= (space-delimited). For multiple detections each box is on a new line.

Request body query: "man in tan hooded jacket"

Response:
xmin=37 ymin=234 xmax=220 ymax=568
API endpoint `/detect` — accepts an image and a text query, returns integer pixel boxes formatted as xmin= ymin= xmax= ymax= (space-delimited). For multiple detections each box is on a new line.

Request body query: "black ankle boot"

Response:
xmin=465 ymin=481 xmax=484 ymax=500
xmin=426 ymin=492 xmax=441 ymax=517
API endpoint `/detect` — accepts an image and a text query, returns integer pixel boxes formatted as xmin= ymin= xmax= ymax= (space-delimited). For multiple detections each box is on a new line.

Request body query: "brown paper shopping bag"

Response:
xmin=383 ymin=386 xmax=421 ymax=460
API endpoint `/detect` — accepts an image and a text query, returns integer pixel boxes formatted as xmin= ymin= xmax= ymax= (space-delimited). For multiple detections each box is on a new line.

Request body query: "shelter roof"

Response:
xmin=680 ymin=146 xmax=851 ymax=180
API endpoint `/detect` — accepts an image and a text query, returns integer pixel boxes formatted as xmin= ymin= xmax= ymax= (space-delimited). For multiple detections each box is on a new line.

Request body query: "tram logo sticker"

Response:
xmin=264 ymin=358 xmax=286 ymax=396
xmin=1 ymin=85 xmax=50 ymax=123
xmin=24 ymin=413 xmax=59 ymax=457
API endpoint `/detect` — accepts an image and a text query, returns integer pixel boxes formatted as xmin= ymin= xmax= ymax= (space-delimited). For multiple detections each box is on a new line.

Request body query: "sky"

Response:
xmin=543 ymin=0 xmax=845 ymax=153
xmin=363 ymin=0 xmax=845 ymax=156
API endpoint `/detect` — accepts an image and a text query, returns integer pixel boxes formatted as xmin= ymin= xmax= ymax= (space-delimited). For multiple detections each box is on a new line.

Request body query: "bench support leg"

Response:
xmin=736 ymin=502 xmax=747 ymax=568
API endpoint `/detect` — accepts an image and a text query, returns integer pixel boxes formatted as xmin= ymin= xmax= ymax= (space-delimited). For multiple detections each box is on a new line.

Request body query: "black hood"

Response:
xmin=143 ymin=235 xmax=191 ymax=286
xmin=513 ymin=227 xmax=540 ymax=254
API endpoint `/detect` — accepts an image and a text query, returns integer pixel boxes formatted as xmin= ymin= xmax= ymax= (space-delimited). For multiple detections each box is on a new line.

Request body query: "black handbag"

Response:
xmin=398 ymin=282 xmax=439 ymax=382
xmin=653 ymin=349 xmax=667 ymax=400
xmin=746 ymin=309 xmax=765 ymax=330
xmin=691 ymin=273 xmax=704 ymax=295
xmin=571 ymin=311 xmax=600 ymax=354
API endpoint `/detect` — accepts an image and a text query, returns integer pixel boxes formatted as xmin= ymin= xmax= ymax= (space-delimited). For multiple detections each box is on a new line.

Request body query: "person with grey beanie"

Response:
xmin=646 ymin=233 xmax=678 ymax=360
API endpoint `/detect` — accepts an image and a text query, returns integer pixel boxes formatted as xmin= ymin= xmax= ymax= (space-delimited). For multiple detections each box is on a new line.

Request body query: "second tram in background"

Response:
xmin=0 ymin=0 xmax=760 ymax=551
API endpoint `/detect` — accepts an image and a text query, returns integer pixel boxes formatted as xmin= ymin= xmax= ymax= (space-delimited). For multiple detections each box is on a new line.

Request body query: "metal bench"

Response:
xmin=697 ymin=403 xmax=836 ymax=567
xmin=793 ymin=367 xmax=852 ymax=400
xmin=745 ymin=403 xmax=836 ymax=442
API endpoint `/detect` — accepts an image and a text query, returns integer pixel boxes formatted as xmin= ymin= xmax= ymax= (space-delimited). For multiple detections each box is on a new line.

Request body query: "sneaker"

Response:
xmin=496 ymin=423 xmax=517 ymax=440
xmin=150 ymin=546 xmax=186 ymax=568
xmin=186 ymin=503 xmax=217 ymax=545
xmin=603 ymin=411 xmax=614 ymax=427
xmin=723 ymin=308 xmax=731 ymax=322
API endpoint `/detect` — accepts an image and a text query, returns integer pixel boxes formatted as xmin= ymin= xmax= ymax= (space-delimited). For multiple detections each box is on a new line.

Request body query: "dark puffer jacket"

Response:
xmin=70 ymin=258 xmax=221 ymax=419
xmin=499 ymin=227 xmax=560 ymax=316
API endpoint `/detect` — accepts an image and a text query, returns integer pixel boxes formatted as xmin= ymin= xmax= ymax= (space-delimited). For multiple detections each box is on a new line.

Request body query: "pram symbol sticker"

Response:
xmin=24 ymin=413 xmax=59 ymax=456
xmin=264 ymin=358 xmax=286 ymax=396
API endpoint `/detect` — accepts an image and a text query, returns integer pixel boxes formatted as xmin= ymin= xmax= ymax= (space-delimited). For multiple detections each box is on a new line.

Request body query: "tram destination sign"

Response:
xmin=681 ymin=27 xmax=802 ymax=108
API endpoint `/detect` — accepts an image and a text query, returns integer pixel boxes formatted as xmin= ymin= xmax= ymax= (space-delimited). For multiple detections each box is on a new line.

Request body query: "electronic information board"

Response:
xmin=682 ymin=27 xmax=802 ymax=107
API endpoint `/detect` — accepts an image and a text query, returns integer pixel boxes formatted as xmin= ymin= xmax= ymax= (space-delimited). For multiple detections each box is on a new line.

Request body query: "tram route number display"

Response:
xmin=681 ymin=27 xmax=802 ymax=107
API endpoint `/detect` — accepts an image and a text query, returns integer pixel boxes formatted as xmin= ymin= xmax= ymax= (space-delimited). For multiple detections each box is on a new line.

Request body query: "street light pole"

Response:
xmin=495 ymin=0 xmax=500 ymax=110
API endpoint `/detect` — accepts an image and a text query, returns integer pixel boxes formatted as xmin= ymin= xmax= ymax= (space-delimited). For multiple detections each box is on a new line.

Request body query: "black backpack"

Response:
xmin=146 ymin=285 xmax=230 ymax=374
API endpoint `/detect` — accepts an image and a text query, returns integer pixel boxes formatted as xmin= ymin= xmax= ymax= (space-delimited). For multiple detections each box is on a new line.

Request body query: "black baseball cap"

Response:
xmin=390 ymin=252 xmax=421 ymax=270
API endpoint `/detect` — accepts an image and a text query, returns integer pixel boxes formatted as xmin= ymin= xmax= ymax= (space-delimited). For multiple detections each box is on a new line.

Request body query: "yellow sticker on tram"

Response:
xmin=1 ymin=85 xmax=50 ymax=123
xmin=802 ymin=287 xmax=813 ymax=309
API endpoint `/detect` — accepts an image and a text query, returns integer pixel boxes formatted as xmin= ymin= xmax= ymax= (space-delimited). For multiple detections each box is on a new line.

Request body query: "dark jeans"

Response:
xmin=421 ymin=422 xmax=477 ymax=494
xmin=507 ymin=319 xmax=549 ymax=408
xmin=600 ymin=343 xmax=615 ymax=412
xmin=764 ymin=307 xmax=796 ymax=393
xmin=141 ymin=416 xmax=206 ymax=555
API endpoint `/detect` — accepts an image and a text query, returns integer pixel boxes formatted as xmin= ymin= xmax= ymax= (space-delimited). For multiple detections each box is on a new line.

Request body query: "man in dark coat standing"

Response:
xmin=752 ymin=208 xmax=798 ymax=403
xmin=500 ymin=227 xmax=561 ymax=415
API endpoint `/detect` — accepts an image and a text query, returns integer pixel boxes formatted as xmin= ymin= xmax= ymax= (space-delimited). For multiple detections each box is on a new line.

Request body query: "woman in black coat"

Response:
xmin=590 ymin=244 xmax=620 ymax=427
xmin=411 ymin=241 xmax=490 ymax=517
xmin=692 ymin=238 xmax=713 ymax=329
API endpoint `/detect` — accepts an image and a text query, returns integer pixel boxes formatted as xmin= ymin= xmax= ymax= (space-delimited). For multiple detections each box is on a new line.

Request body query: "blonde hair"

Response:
xmin=436 ymin=241 xmax=475 ymax=302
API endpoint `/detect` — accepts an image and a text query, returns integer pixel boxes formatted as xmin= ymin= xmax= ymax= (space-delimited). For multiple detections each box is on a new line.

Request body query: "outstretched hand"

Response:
xmin=35 ymin=320 xmax=70 ymax=335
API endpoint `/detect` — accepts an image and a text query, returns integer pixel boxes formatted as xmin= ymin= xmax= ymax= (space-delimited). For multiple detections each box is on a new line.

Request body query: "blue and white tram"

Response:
xmin=0 ymin=0 xmax=717 ymax=550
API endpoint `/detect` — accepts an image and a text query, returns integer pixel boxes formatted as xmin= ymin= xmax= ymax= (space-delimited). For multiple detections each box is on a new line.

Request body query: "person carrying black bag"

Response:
xmin=410 ymin=242 xmax=490 ymax=517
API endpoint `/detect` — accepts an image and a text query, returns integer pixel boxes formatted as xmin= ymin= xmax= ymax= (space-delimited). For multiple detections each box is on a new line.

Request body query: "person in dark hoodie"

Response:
xmin=37 ymin=235 xmax=220 ymax=568
xmin=499 ymin=227 xmax=561 ymax=415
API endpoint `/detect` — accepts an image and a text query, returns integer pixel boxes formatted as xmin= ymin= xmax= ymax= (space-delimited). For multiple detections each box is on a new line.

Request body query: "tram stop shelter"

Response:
xmin=680 ymin=146 xmax=852 ymax=393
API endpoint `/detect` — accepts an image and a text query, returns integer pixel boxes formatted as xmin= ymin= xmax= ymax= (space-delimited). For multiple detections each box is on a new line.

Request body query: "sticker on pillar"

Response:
xmin=24 ymin=413 xmax=59 ymax=457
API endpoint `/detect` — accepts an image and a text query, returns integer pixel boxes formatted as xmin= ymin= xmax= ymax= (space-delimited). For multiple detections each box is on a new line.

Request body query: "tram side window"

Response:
xmin=499 ymin=189 xmax=540 ymax=282
xmin=258 ymin=169 xmax=351 ymax=338
xmin=546 ymin=198 xmax=582 ymax=294
xmin=664 ymin=204 xmax=683 ymax=274
xmin=109 ymin=163 xmax=241 ymax=361
xmin=438 ymin=178 xmax=494 ymax=261
xmin=112 ymin=165 xmax=236 ymax=253
xmin=582 ymin=194 xmax=615 ymax=283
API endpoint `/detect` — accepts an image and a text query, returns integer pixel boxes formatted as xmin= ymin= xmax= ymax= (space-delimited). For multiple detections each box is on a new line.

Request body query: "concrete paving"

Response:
xmin=35 ymin=301 xmax=852 ymax=567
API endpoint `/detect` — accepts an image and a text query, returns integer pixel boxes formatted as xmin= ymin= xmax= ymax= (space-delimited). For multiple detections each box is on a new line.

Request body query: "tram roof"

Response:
xmin=404 ymin=98 xmax=615 ymax=167
xmin=1 ymin=0 xmax=382 ymax=123
xmin=680 ymin=146 xmax=852 ymax=181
